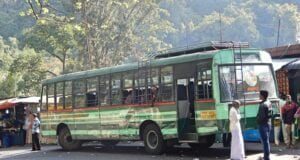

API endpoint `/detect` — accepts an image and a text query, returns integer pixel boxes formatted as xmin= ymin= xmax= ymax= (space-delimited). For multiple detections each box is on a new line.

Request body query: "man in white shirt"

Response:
xmin=31 ymin=113 xmax=41 ymax=151
xmin=230 ymin=100 xmax=245 ymax=160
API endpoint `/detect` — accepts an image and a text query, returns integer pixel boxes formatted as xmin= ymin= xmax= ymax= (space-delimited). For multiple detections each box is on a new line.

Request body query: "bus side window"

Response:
xmin=65 ymin=81 xmax=72 ymax=109
xmin=56 ymin=82 xmax=64 ymax=110
xmin=147 ymin=68 xmax=159 ymax=103
xmin=160 ymin=66 xmax=173 ymax=102
xmin=99 ymin=76 xmax=110 ymax=106
xmin=41 ymin=85 xmax=47 ymax=111
xmin=47 ymin=83 xmax=55 ymax=111
xmin=86 ymin=77 xmax=98 ymax=107
xmin=197 ymin=63 xmax=212 ymax=99
xmin=74 ymin=79 xmax=86 ymax=108
xmin=111 ymin=74 xmax=122 ymax=105
xmin=135 ymin=72 xmax=146 ymax=104
xmin=123 ymin=72 xmax=133 ymax=104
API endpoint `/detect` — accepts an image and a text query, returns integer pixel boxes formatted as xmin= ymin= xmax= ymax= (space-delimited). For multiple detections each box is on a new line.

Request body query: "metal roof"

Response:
xmin=153 ymin=41 xmax=249 ymax=59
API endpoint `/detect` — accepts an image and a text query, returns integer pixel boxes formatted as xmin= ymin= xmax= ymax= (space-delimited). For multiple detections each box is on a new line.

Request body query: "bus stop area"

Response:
xmin=0 ymin=142 xmax=299 ymax=160
xmin=0 ymin=97 xmax=40 ymax=148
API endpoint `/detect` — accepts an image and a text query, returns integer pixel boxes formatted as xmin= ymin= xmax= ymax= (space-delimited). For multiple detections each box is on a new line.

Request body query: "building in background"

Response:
xmin=266 ymin=44 xmax=300 ymax=102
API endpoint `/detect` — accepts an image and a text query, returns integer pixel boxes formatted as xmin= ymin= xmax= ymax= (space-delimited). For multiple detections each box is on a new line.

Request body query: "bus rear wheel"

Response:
xmin=189 ymin=135 xmax=215 ymax=150
xmin=143 ymin=124 xmax=166 ymax=155
xmin=58 ymin=127 xmax=82 ymax=150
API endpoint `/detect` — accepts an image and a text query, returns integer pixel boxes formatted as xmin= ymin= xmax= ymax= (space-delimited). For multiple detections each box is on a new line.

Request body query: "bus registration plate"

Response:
xmin=199 ymin=110 xmax=216 ymax=120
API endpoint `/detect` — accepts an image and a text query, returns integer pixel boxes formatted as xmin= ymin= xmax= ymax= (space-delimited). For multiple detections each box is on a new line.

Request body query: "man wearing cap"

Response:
xmin=31 ymin=113 xmax=41 ymax=151
xmin=229 ymin=100 xmax=245 ymax=160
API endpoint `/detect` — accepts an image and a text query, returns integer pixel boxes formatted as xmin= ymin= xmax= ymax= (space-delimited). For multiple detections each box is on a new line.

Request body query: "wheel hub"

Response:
xmin=146 ymin=130 xmax=158 ymax=149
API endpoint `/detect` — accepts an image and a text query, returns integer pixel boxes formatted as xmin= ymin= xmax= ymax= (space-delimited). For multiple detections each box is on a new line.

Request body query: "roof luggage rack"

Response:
xmin=150 ymin=41 xmax=249 ymax=59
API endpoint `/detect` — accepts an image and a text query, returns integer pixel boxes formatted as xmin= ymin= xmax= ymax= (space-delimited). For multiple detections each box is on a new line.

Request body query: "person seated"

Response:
xmin=151 ymin=86 xmax=158 ymax=106
xmin=125 ymin=90 xmax=133 ymax=104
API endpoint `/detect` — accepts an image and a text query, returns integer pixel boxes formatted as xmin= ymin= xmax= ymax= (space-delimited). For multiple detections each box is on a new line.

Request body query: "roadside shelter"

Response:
xmin=0 ymin=97 xmax=40 ymax=147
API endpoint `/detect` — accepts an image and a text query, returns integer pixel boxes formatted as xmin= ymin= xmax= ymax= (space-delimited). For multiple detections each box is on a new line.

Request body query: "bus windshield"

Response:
xmin=219 ymin=64 xmax=277 ymax=102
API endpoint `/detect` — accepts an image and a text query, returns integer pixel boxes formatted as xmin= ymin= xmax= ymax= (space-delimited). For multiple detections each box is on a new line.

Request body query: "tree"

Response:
xmin=9 ymin=47 xmax=46 ymax=96
xmin=24 ymin=20 xmax=82 ymax=74
xmin=22 ymin=0 xmax=83 ymax=74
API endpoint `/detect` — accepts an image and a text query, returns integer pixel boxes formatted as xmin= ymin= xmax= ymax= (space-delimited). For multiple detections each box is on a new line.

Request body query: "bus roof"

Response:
xmin=153 ymin=41 xmax=249 ymax=59
xmin=42 ymin=47 xmax=259 ymax=85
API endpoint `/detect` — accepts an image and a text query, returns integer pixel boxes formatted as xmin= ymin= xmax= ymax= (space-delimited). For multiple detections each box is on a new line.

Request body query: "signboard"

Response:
xmin=199 ymin=110 xmax=216 ymax=120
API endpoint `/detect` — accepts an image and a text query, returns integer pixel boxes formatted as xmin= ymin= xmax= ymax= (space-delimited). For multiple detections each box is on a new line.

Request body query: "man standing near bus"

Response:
xmin=281 ymin=95 xmax=298 ymax=149
xmin=256 ymin=90 xmax=271 ymax=160
xmin=229 ymin=100 xmax=245 ymax=160
xmin=31 ymin=113 xmax=41 ymax=151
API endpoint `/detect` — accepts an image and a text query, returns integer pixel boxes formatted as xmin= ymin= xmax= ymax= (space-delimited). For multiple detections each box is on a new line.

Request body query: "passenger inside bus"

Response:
xmin=133 ymin=89 xmax=144 ymax=104
xmin=123 ymin=90 xmax=133 ymax=104
xmin=151 ymin=86 xmax=159 ymax=106
xmin=86 ymin=91 xmax=98 ymax=107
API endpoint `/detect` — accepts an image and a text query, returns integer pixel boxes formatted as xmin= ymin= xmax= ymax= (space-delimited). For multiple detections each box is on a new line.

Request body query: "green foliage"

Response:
xmin=162 ymin=0 xmax=300 ymax=48
xmin=9 ymin=47 xmax=46 ymax=96
xmin=0 ymin=36 xmax=46 ymax=98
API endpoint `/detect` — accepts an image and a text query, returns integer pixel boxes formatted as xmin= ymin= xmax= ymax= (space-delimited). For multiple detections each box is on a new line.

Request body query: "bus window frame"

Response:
xmin=196 ymin=61 xmax=213 ymax=99
xmin=218 ymin=63 xmax=278 ymax=103
xmin=64 ymin=80 xmax=73 ymax=109
xmin=122 ymin=71 xmax=134 ymax=104
xmin=111 ymin=73 xmax=122 ymax=105
xmin=160 ymin=65 xmax=174 ymax=102
xmin=147 ymin=68 xmax=160 ymax=103
xmin=99 ymin=74 xmax=111 ymax=106
xmin=86 ymin=76 xmax=99 ymax=107
xmin=73 ymin=78 xmax=87 ymax=108
xmin=41 ymin=85 xmax=47 ymax=111
xmin=46 ymin=83 xmax=56 ymax=111
xmin=56 ymin=81 xmax=65 ymax=110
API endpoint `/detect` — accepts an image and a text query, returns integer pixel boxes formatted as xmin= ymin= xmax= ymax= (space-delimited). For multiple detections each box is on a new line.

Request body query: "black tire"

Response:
xmin=58 ymin=127 xmax=82 ymax=150
xmin=143 ymin=124 xmax=166 ymax=155
xmin=101 ymin=140 xmax=119 ymax=147
xmin=189 ymin=135 xmax=215 ymax=150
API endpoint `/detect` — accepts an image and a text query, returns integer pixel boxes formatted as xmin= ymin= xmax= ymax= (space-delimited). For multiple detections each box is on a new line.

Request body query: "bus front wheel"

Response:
xmin=58 ymin=127 xmax=82 ymax=150
xmin=143 ymin=124 xmax=166 ymax=155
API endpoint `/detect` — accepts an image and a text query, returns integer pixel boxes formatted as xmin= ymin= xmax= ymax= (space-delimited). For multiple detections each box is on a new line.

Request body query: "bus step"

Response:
xmin=179 ymin=140 xmax=199 ymax=143
xmin=180 ymin=133 xmax=198 ymax=141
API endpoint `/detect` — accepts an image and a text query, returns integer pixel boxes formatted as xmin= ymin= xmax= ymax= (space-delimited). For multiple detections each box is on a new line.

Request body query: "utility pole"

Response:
xmin=276 ymin=18 xmax=281 ymax=47
xmin=219 ymin=10 xmax=222 ymax=42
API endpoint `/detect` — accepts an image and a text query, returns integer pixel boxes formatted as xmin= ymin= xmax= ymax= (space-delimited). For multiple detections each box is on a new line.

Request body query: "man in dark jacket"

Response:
xmin=281 ymin=95 xmax=298 ymax=148
xmin=256 ymin=90 xmax=271 ymax=160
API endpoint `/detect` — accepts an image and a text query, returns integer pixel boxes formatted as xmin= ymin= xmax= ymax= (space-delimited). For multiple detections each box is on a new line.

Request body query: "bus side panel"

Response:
xmin=99 ymin=103 xmax=178 ymax=140
xmin=194 ymin=100 xmax=218 ymax=136
xmin=215 ymin=103 xmax=260 ymax=133
xmin=42 ymin=111 xmax=76 ymax=139
xmin=134 ymin=103 xmax=178 ymax=140
xmin=40 ymin=111 xmax=56 ymax=138
xmin=72 ymin=108 xmax=101 ymax=140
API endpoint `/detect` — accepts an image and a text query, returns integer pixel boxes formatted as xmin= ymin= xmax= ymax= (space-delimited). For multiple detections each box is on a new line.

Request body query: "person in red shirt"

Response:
xmin=281 ymin=95 xmax=299 ymax=148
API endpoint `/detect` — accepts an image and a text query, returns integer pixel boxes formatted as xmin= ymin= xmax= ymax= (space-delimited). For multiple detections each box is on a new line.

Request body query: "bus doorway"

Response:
xmin=177 ymin=78 xmax=197 ymax=142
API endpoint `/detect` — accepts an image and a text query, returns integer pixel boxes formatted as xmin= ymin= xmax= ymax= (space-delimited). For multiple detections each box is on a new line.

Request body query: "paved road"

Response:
xmin=0 ymin=142 xmax=299 ymax=160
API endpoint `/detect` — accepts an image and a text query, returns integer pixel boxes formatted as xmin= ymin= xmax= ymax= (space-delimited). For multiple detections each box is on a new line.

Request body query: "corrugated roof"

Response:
xmin=265 ymin=44 xmax=300 ymax=58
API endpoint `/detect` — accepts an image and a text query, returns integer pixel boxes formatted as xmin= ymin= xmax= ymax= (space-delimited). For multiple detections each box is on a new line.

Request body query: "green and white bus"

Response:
xmin=40 ymin=41 xmax=279 ymax=154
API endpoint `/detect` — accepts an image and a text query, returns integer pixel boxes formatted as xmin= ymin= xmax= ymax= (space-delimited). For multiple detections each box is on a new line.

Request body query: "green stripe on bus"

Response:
xmin=196 ymin=127 xmax=218 ymax=134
